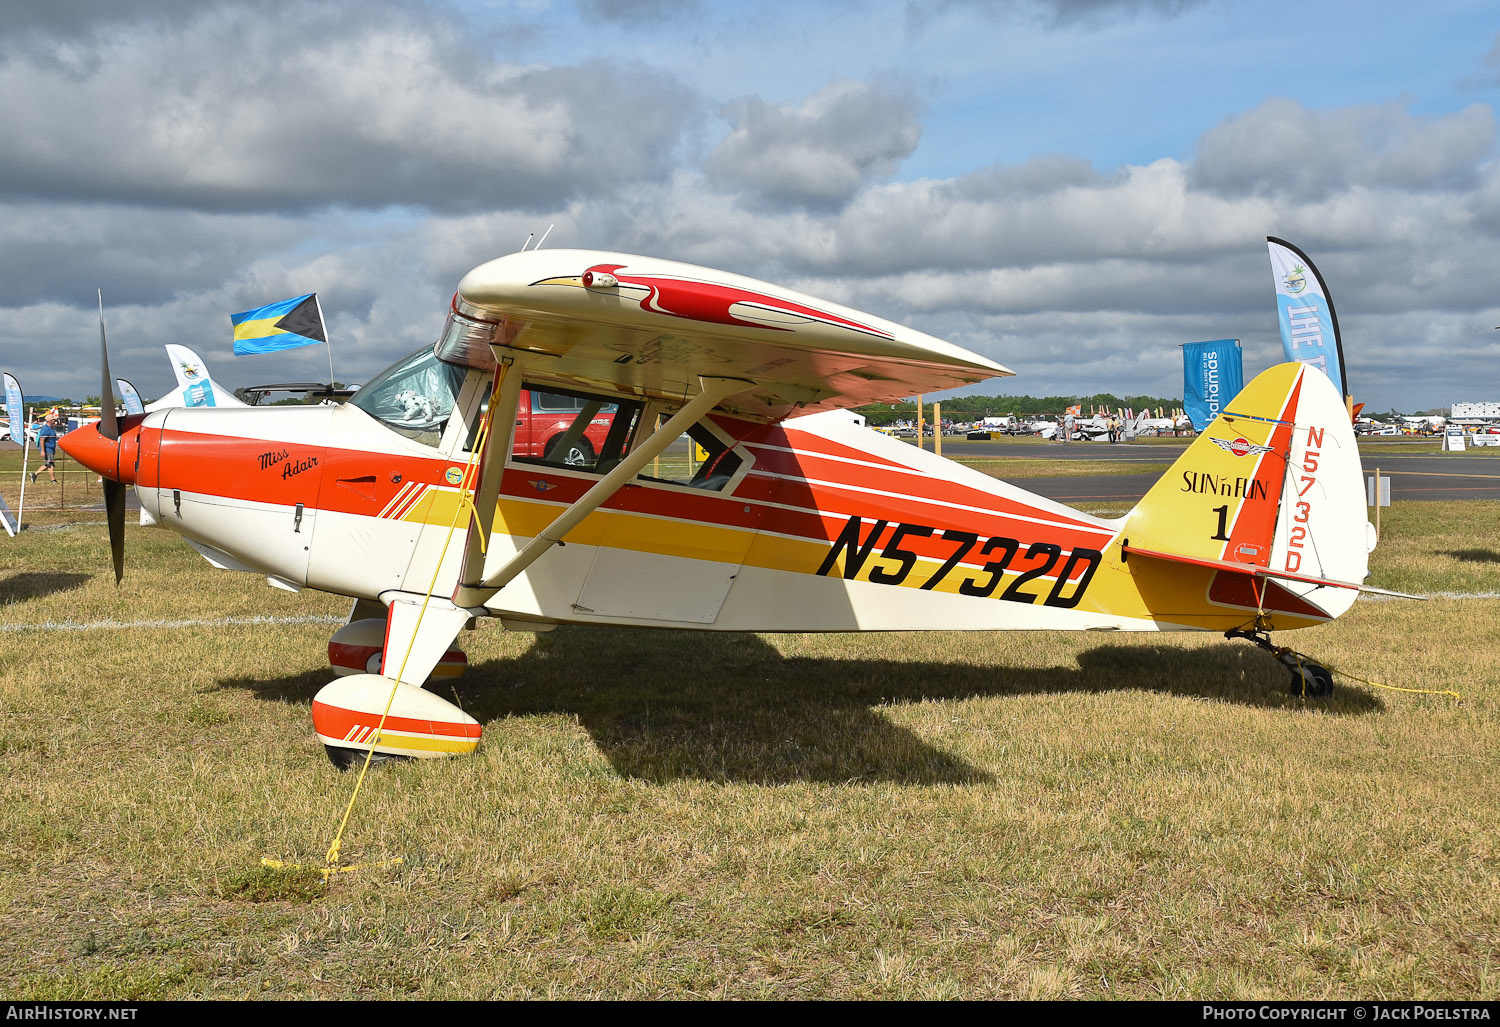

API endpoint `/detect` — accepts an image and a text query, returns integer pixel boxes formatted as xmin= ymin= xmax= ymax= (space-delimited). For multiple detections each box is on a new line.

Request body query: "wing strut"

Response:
xmin=452 ymin=375 xmax=750 ymax=609
xmin=453 ymin=356 xmax=527 ymax=593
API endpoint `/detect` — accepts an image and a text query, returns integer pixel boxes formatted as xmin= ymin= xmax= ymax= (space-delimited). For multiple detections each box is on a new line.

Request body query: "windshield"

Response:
xmin=350 ymin=345 xmax=467 ymax=445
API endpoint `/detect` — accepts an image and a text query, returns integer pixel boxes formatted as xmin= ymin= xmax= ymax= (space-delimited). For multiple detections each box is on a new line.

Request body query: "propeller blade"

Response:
xmin=98 ymin=290 xmax=118 ymax=442
xmin=97 ymin=290 xmax=124 ymax=582
xmin=103 ymin=479 xmax=125 ymax=584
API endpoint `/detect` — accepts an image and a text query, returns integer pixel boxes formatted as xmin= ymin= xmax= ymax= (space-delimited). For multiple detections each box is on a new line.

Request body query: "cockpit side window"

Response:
xmin=349 ymin=345 xmax=467 ymax=446
xmin=511 ymin=384 xmax=644 ymax=474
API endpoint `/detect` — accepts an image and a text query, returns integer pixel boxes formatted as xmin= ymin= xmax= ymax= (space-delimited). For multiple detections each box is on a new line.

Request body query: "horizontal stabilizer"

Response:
xmin=1121 ymin=544 xmax=1423 ymax=600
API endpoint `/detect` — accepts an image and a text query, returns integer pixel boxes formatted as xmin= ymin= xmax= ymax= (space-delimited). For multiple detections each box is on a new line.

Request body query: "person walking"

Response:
xmin=30 ymin=410 xmax=60 ymax=483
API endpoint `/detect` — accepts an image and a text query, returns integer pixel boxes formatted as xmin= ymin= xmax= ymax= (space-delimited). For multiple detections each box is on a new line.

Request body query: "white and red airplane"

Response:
xmin=64 ymin=249 xmax=1401 ymax=768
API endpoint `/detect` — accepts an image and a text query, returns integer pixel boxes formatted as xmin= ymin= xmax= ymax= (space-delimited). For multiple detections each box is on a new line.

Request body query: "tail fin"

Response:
xmin=1121 ymin=363 xmax=1373 ymax=628
xmin=150 ymin=345 xmax=245 ymax=410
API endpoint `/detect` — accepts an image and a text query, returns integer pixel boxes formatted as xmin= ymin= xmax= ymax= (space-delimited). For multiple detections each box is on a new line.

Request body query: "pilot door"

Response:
xmin=572 ymin=411 xmax=762 ymax=625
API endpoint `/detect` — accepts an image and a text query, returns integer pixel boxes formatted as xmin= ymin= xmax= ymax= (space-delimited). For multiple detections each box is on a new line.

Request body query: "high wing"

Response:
xmin=435 ymin=249 xmax=1012 ymax=422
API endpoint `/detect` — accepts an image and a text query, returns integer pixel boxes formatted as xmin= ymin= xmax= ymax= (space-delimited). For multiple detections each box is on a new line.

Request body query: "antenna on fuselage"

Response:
xmin=518 ymin=225 xmax=555 ymax=252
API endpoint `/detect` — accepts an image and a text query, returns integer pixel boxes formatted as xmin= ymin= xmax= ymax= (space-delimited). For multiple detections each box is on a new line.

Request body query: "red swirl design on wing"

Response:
xmin=587 ymin=263 xmax=892 ymax=339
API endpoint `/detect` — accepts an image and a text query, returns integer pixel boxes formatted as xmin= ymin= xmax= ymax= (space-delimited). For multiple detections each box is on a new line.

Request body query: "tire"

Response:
xmin=323 ymin=744 xmax=406 ymax=770
xmin=545 ymin=436 xmax=592 ymax=468
xmin=1288 ymin=663 xmax=1335 ymax=698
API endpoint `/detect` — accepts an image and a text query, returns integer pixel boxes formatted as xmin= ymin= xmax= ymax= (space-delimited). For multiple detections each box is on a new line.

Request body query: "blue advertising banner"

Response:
xmin=2 ymin=373 xmax=22 ymax=430
xmin=1267 ymin=237 xmax=1346 ymax=396
xmin=1182 ymin=339 xmax=1243 ymax=431
xmin=117 ymin=379 xmax=144 ymax=416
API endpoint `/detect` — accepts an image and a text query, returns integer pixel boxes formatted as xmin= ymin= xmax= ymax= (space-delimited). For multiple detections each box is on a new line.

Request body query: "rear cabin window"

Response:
xmin=636 ymin=415 xmax=744 ymax=492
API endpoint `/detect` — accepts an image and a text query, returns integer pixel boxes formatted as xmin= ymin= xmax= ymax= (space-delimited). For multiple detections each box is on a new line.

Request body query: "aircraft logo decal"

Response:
xmin=1210 ymin=436 xmax=1274 ymax=458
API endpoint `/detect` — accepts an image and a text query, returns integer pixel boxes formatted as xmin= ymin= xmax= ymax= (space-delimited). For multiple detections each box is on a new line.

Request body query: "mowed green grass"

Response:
xmin=957 ymin=457 xmax=1171 ymax=479
xmin=0 ymin=444 xmax=108 ymax=528
xmin=1 ymin=459 xmax=1498 ymax=997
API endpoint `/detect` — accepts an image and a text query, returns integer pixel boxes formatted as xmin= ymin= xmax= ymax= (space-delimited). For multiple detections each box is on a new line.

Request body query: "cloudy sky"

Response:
xmin=1 ymin=0 xmax=1497 ymax=412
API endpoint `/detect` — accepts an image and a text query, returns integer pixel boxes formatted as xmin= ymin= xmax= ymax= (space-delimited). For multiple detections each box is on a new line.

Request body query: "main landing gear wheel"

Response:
xmin=327 ymin=619 xmax=467 ymax=681
xmin=1225 ymin=627 xmax=1336 ymax=700
xmin=311 ymin=674 xmax=482 ymax=770
xmin=323 ymin=745 xmax=406 ymax=771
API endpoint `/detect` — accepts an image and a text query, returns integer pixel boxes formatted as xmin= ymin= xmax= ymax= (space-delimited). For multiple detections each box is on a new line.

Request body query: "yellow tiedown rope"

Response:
xmin=1272 ymin=643 xmax=1463 ymax=702
xmin=264 ymin=369 xmax=505 ymax=881
xmin=1243 ymin=607 xmax=1462 ymax=703
xmin=1310 ymin=655 xmax=1461 ymax=702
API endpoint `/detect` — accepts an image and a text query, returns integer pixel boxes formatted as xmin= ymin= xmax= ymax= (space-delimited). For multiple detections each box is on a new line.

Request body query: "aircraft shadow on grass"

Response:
xmin=217 ymin=626 xmax=1383 ymax=785
xmin=0 ymin=571 xmax=90 ymax=605
xmin=1439 ymin=548 xmax=1500 ymax=564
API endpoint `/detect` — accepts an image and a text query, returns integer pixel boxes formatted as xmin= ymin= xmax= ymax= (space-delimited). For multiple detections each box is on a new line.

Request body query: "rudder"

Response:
xmin=1122 ymin=363 xmax=1372 ymax=628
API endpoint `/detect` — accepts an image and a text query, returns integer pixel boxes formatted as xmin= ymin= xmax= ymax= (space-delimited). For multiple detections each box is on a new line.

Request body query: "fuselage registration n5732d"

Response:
xmin=63 ymin=249 xmax=1389 ymax=766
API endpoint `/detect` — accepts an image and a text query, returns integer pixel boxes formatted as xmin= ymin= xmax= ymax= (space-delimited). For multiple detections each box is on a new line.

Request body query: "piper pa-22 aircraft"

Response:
xmin=64 ymin=249 xmax=1401 ymax=768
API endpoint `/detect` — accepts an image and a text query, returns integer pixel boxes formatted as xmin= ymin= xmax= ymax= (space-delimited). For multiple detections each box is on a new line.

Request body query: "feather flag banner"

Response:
xmin=1266 ymin=237 xmax=1347 ymax=397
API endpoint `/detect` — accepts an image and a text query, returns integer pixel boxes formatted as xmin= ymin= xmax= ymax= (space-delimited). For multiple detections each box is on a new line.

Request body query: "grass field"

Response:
xmin=0 ymin=446 xmax=108 ymax=528
xmin=1 ymin=451 xmax=1498 ymax=999
xmin=957 ymin=457 xmax=1171 ymax=479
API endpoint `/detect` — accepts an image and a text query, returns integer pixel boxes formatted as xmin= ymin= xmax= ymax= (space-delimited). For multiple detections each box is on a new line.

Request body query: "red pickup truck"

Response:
xmin=514 ymin=389 xmax=618 ymax=467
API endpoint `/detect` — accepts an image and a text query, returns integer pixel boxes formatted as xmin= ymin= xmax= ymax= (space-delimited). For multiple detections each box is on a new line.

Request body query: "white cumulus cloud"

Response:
xmin=703 ymin=80 xmax=923 ymax=209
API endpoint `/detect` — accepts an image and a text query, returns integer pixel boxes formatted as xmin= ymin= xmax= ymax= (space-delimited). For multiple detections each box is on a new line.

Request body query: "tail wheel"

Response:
xmin=1287 ymin=661 xmax=1335 ymax=698
xmin=1224 ymin=628 xmax=1336 ymax=700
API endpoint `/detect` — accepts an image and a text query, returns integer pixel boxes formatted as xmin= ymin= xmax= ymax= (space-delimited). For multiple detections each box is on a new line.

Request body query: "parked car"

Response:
xmin=513 ymin=388 xmax=618 ymax=467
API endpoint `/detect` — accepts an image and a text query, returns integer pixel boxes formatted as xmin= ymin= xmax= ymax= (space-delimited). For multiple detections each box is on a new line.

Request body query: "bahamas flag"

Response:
xmin=231 ymin=294 xmax=327 ymax=355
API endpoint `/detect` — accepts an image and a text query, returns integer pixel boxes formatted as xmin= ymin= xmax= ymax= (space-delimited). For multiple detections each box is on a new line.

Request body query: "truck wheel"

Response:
xmin=546 ymin=437 xmax=592 ymax=467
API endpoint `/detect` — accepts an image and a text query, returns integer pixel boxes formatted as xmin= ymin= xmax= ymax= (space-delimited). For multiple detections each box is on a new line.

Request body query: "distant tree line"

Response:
xmin=855 ymin=393 xmax=1184 ymax=426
